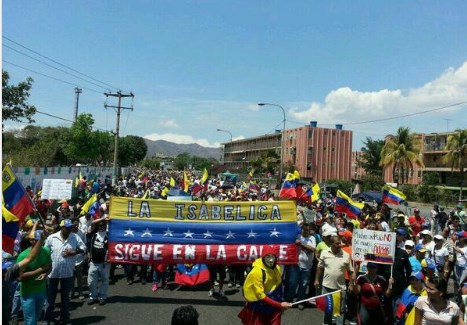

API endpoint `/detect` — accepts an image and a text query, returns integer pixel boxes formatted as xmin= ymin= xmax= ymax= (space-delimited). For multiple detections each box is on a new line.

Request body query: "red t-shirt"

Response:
xmin=357 ymin=275 xmax=387 ymax=310
xmin=408 ymin=216 xmax=425 ymax=236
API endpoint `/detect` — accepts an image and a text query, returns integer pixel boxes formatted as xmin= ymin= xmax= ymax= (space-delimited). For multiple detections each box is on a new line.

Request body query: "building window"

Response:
xmin=307 ymin=147 xmax=313 ymax=155
xmin=418 ymin=171 xmax=422 ymax=178
xmin=323 ymin=147 xmax=327 ymax=151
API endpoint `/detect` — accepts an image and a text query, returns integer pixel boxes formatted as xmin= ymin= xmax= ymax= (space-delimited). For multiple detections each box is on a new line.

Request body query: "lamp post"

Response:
xmin=216 ymin=128 xmax=233 ymax=142
xmin=258 ymin=103 xmax=285 ymax=182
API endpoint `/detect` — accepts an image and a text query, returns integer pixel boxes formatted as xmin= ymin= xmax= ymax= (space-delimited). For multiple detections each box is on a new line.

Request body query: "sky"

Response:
xmin=2 ymin=1 xmax=467 ymax=151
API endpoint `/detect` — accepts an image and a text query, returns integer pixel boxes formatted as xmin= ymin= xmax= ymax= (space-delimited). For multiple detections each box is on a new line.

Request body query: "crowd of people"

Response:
xmin=2 ymin=169 xmax=467 ymax=325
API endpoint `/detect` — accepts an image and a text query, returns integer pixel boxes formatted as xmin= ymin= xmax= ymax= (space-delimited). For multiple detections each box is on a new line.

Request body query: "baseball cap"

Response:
xmin=455 ymin=231 xmax=467 ymax=238
xmin=396 ymin=228 xmax=408 ymax=236
xmin=434 ymin=234 xmax=444 ymax=241
xmin=457 ymin=203 xmax=464 ymax=209
xmin=415 ymin=244 xmax=427 ymax=252
xmin=414 ymin=208 xmax=420 ymax=213
xmin=60 ymin=219 xmax=73 ymax=228
xmin=410 ymin=271 xmax=425 ymax=281
xmin=420 ymin=230 xmax=432 ymax=236
xmin=405 ymin=240 xmax=415 ymax=247
xmin=60 ymin=201 xmax=70 ymax=208
xmin=322 ymin=230 xmax=337 ymax=237
xmin=2 ymin=252 xmax=15 ymax=270
xmin=338 ymin=230 xmax=353 ymax=239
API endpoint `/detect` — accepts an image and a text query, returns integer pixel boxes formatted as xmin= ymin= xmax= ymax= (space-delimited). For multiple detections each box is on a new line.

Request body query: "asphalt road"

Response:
xmin=58 ymin=268 xmax=325 ymax=325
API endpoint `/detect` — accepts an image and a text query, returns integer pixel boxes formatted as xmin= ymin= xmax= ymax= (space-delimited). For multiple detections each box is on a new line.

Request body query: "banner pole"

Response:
xmin=291 ymin=289 xmax=344 ymax=306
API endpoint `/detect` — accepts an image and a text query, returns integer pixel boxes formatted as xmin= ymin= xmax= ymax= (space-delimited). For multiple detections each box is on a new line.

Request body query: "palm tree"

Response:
xmin=380 ymin=127 xmax=424 ymax=184
xmin=443 ymin=129 xmax=467 ymax=200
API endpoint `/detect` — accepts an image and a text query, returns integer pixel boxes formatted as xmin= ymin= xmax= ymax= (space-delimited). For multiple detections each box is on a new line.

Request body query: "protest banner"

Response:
xmin=40 ymin=179 xmax=73 ymax=200
xmin=108 ymin=196 xmax=298 ymax=264
xmin=351 ymin=229 xmax=396 ymax=264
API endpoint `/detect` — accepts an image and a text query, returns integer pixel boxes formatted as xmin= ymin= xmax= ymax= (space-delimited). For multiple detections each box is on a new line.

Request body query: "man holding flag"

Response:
xmin=314 ymin=235 xmax=355 ymax=325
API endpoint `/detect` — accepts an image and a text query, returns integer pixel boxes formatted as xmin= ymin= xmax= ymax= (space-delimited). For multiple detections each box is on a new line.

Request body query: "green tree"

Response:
xmin=251 ymin=149 xmax=279 ymax=175
xmin=64 ymin=114 xmax=99 ymax=163
xmin=443 ymin=129 xmax=467 ymax=200
xmin=379 ymin=126 xmax=424 ymax=184
xmin=357 ymin=137 xmax=385 ymax=176
xmin=173 ymin=153 xmax=191 ymax=170
xmin=360 ymin=174 xmax=385 ymax=192
xmin=118 ymin=135 xmax=148 ymax=166
xmin=2 ymin=71 xmax=37 ymax=125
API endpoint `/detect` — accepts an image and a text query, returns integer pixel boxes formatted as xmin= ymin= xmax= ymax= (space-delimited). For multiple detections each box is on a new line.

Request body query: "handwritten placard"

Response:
xmin=41 ymin=179 xmax=73 ymax=200
xmin=352 ymin=229 xmax=396 ymax=264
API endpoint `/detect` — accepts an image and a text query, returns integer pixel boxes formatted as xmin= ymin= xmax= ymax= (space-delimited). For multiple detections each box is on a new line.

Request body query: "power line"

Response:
xmin=2 ymin=60 xmax=103 ymax=94
xmin=36 ymin=110 xmax=74 ymax=123
xmin=3 ymin=44 xmax=111 ymax=92
xmin=3 ymin=36 xmax=119 ymax=91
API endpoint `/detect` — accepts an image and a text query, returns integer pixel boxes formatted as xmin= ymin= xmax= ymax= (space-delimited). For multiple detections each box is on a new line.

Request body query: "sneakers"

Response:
xmin=227 ymin=282 xmax=233 ymax=288
xmin=236 ymin=283 xmax=241 ymax=288
xmin=208 ymin=289 xmax=214 ymax=297
xmin=79 ymin=294 xmax=85 ymax=300
xmin=88 ymin=299 xmax=98 ymax=305
xmin=151 ymin=283 xmax=158 ymax=292
xmin=98 ymin=298 xmax=106 ymax=305
xmin=218 ymin=290 xmax=225 ymax=298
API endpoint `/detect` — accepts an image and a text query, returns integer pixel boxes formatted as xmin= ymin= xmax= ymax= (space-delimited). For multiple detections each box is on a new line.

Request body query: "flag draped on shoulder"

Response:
xmin=382 ymin=184 xmax=406 ymax=205
xmin=2 ymin=164 xmax=35 ymax=222
xmin=182 ymin=171 xmax=190 ymax=192
xmin=334 ymin=190 xmax=364 ymax=219
xmin=279 ymin=170 xmax=300 ymax=199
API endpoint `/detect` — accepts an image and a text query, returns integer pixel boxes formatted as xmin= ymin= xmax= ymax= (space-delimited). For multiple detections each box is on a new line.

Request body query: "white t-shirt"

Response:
xmin=431 ymin=246 xmax=449 ymax=267
xmin=414 ymin=296 xmax=461 ymax=325
xmin=298 ymin=235 xmax=316 ymax=270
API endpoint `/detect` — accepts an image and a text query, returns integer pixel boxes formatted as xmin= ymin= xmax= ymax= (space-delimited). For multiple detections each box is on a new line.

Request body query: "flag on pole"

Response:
xmin=182 ymin=171 xmax=190 ymax=192
xmin=200 ymin=168 xmax=209 ymax=184
xmin=310 ymin=290 xmax=342 ymax=317
xmin=170 ymin=177 xmax=176 ymax=188
xmin=2 ymin=164 xmax=35 ymax=222
xmin=279 ymin=170 xmax=300 ymax=199
xmin=334 ymin=190 xmax=364 ymax=219
xmin=382 ymin=185 xmax=406 ymax=205
xmin=80 ymin=194 xmax=97 ymax=215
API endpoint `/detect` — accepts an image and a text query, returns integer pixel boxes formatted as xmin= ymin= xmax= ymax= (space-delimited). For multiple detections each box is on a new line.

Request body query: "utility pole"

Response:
xmin=104 ymin=91 xmax=134 ymax=185
xmin=74 ymin=87 xmax=82 ymax=122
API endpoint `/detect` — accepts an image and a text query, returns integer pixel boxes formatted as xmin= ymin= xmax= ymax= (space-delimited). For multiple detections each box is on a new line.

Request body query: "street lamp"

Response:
xmin=258 ymin=103 xmax=285 ymax=182
xmin=216 ymin=128 xmax=233 ymax=142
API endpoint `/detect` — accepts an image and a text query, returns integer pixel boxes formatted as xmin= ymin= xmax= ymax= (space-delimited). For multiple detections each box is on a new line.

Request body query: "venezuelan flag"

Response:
xmin=313 ymin=290 xmax=342 ymax=317
xmin=80 ymin=194 xmax=97 ymax=215
xmin=2 ymin=164 xmax=34 ymax=222
xmin=382 ymin=185 xmax=406 ymax=205
xmin=335 ymin=190 xmax=364 ymax=219
xmin=2 ymin=202 xmax=20 ymax=254
xmin=174 ymin=263 xmax=210 ymax=286
xmin=279 ymin=170 xmax=300 ymax=199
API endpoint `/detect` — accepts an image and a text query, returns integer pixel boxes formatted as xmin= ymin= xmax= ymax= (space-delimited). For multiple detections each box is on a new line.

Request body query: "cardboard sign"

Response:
xmin=41 ymin=179 xmax=73 ymax=200
xmin=352 ymin=229 xmax=396 ymax=264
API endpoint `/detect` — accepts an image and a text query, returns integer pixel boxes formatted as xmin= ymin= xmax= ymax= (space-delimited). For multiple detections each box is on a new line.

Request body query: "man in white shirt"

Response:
xmin=44 ymin=219 xmax=86 ymax=325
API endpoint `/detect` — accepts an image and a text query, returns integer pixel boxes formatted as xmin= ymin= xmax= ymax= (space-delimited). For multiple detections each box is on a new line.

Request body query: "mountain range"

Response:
xmin=144 ymin=139 xmax=222 ymax=159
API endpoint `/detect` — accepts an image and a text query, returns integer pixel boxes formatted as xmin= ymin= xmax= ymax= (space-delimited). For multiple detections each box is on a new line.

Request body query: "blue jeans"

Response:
xmin=44 ymin=277 xmax=73 ymax=323
xmin=21 ymin=292 xmax=46 ymax=325
xmin=286 ymin=265 xmax=311 ymax=302
xmin=88 ymin=262 xmax=110 ymax=300
xmin=10 ymin=281 xmax=22 ymax=319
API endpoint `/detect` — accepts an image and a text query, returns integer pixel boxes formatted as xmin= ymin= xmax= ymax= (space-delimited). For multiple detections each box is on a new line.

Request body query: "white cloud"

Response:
xmin=143 ymin=132 xmax=220 ymax=148
xmin=290 ymin=61 xmax=467 ymax=125
xmin=158 ymin=119 xmax=180 ymax=129
xmin=2 ymin=124 xmax=27 ymax=133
